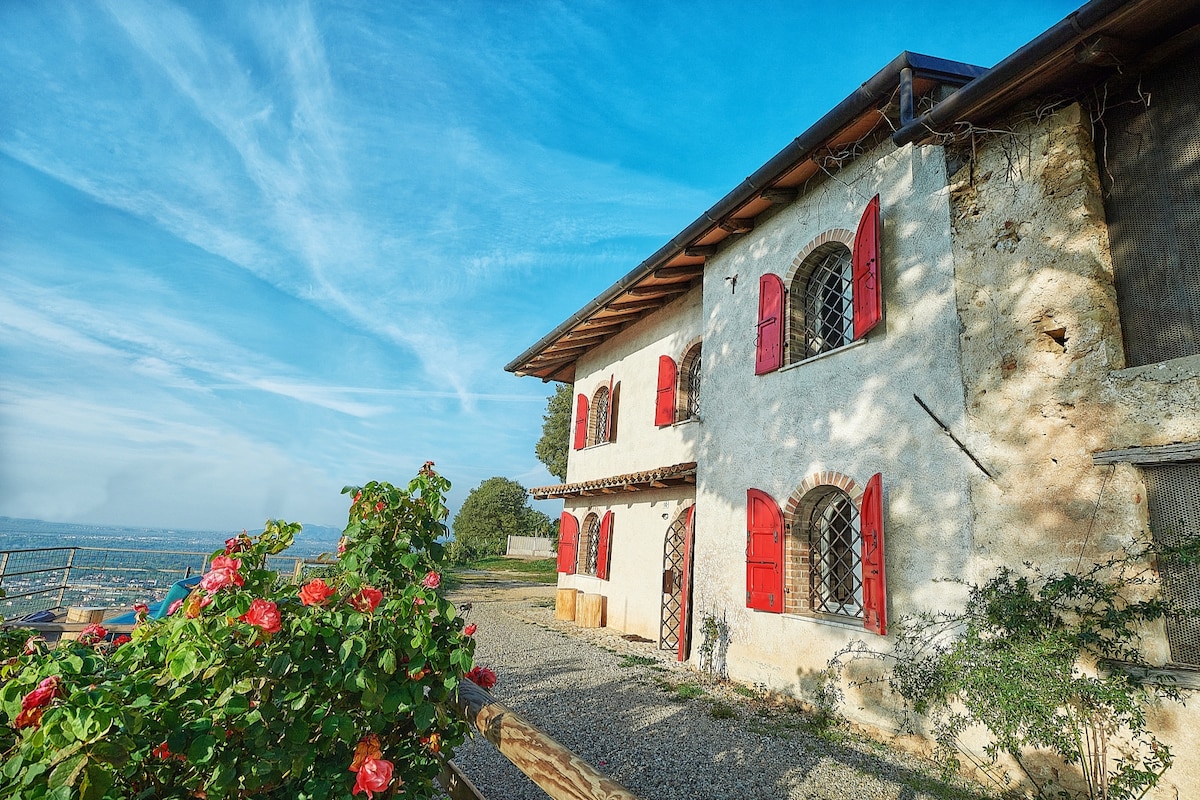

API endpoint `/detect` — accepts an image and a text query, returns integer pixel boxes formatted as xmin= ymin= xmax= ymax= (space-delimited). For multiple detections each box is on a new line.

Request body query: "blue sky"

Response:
xmin=0 ymin=0 xmax=1078 ymax=532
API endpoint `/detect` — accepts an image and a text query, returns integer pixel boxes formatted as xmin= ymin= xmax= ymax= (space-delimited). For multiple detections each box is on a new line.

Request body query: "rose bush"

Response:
xmin=0 ymin=463 xmax=478 ymax=799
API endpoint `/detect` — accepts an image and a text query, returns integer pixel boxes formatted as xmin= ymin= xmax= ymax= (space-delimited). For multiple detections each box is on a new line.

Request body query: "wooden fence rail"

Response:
xmin=449 ymin=678 xmax=642 ymax=800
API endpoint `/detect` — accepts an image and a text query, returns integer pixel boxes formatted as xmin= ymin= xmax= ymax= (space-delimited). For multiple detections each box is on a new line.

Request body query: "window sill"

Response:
xmin=582 ymin=441 xmax=612 ymax=451
xmin=779 ymin=338 xmax=867 ymax=373
xmin=1110 ymin=352 xmax=1200 ymax=380
xmin=1102 ymin=660 xmax=1200 ymax=690
xmin=673 ymin=416 xmax=700 ymax=428
xmin=782 ymin=611 xmax=865 ymax=633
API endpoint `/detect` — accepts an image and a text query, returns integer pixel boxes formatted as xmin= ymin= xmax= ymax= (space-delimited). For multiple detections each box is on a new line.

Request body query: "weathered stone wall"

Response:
xmin=949 ymin=102 xmax=1199 ymax=798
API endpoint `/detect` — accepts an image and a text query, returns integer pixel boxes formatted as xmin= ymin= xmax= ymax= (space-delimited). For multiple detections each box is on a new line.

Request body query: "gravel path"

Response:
xmin=447 ymin=575 xmax=989 ymax=800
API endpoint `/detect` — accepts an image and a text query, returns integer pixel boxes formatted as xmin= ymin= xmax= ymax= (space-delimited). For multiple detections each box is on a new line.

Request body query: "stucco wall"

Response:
xmin=949 ymin=102 xmax=1199 ymax=798
xmin=692 ymin=139 xmax=974 ymax=733
xmin=568 ymin=285 xmax=703 ymax=483
xmin=559 ymin=490 xmax=695 ymax=643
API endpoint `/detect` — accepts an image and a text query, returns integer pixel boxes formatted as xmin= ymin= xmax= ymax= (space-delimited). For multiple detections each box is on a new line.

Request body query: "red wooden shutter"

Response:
xmin=746 ymin=489 xmax=784 ymax=612
xmin=755 ymin=274 xmax=784 ymax=375
xmin=655 ymin=356 xmax=677 ymax=426
xmin=596 ymin=510 xmax=614 ymax=580
xmin=557 ymin=512 xmax=579 ymax=574
xmin=573 ymin=394 xmax=588 ymax=450
xmin=604 ymin=375 xmax=615 ymax=442
xmin=860 ymin=473 xmax=887 ymax=635
xmin=608 ymin=381 xmax=620 ymax=442
xmin=852 ymin=194 xmax=883 ymax=340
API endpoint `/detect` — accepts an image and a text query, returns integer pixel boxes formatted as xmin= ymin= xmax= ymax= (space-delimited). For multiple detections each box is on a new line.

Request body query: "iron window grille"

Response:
xmin=809 ymin=489 xmax=863 ymax=619
xmin=1143 ymin=462 xmax=1200 ymax=666
xmin=685 ymin=346 xmax=702 ymax=420
xmin=579 ymin=513 xmax=602 ymax=576
xmin=791 ymin=243 xmax=854 ymax=362
xmin=589 ymin=387 xmax=610 ymax=445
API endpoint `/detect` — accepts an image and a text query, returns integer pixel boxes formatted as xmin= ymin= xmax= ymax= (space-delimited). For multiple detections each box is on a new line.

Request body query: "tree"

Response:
xmin=535 ymin=383 xmax=571 ymax=482
xmin=450 ymin=477 xmax=551 ymax=562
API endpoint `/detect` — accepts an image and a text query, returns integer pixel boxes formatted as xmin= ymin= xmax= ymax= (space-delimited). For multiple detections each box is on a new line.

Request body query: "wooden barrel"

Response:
xmin=65 ymin=607 xmax=106 ymax=624
xmin=576 ymin=593 xmax=606 ymax=628
xmin=554 ymin=588 xmax=578 ymax=621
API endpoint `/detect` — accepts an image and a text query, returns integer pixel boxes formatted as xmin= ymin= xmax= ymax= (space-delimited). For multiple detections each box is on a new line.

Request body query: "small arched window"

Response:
xmin=577 ymin=512 xmax=602 ymax=576
xmin=678 ymin=342 xmax=702 ymax=422
xmin=790 ymin=242 xmax=854 ymax=363
xmin=588 ymin=386 xmax=609 ymax=446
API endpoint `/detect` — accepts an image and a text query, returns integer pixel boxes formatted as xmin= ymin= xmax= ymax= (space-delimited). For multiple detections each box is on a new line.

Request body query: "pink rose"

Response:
xmin=348 ymin=587 xmax=383 ymax=613
xmin=200 ymin=558 xmax=244 ymax=593
xmin=23 ymin=635 xmax=45 ymax=655
xmin=421 ymin=571 xmax=440 ymax=590
xmin=78 ymin=623 xmax=108 ymax=645
xmin=239 ymin=599 xmax=281 ymax=635
xmin=167 ymin=598 xmax=184 ymax=616
xmin=224 ymin=533 xmax=250 ymax=555
xmin=463 ymin=623 xmax=477 ymax=636
xmin=352 ymin=757 xmax=395 ymax=798
xmin=299 ymin=578 xmax=336 ymax=607
xmin=337 ymin=537 xmax=348 ymax=555
xmin=465 ymin=666 xmax=497 ymax=690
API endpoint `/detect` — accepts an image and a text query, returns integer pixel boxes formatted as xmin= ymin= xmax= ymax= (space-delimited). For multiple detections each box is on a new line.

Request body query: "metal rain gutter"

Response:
xmin=892 ymin=0 xmax=1133 ymax=145
xmin=506 ymin=51 xmax=984 ymax=377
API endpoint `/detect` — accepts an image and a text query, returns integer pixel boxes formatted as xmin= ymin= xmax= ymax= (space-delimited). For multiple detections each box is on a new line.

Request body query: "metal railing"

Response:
xmin=0 ymin=547 xmax=309 ymax=621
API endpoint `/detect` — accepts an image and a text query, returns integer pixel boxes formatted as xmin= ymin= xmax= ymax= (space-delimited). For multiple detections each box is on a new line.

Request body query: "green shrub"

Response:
xmin=0 ymin=464 xmax=477 ymax=799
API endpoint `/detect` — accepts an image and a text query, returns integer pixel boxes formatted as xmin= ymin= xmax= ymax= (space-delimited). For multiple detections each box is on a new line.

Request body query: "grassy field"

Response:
xmin=452 ymin=556 xmax=558 ymax=584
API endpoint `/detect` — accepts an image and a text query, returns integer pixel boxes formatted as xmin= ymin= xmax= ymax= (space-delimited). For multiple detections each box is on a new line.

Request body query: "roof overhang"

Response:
xmin=893 ymin=0 xmax=1200 ymax=145
xmin=530 ymin=462 xmax=698 ymax=500
xmin=505 ymin=52 xmax=985 ymax=383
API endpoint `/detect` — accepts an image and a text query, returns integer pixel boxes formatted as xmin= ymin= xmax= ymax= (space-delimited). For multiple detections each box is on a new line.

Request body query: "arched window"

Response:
xmin=790 ymin=242 xmax=854 ymax=363
xmin=807 ymin=489 xmax=862 ymax=618
xmin=577 ymin=512 xmax=602 ymax=576
xmin=678 ymin=342 xmax=702 ymax=422
xmin=588 ymin=386 xmax=609 ymax=446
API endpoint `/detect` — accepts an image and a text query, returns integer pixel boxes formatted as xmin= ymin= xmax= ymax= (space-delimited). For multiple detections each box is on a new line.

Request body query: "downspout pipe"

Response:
xmin=506 ymin=51 xmax=982 ymax=376
xmin=892 ymin=0 xmax=1134 ymax=146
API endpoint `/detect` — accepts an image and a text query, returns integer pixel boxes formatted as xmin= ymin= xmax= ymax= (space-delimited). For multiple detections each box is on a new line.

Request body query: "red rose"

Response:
xmin=420 ymin=571 xmax=440 ymax=590
xmin=224 ymin=533 xmax=250 ymax=554
xmin=348 ymin=587 xmax=383 ymax=613
xmin=22 ymin=676 xmax=60 ymax=711
xmin=238 ymin=599 xmax=281 ymax=635
xmin=113 ymin=634 xmax=132 ymax=646
xmin=78 ymin=624 xmax=108 ymax=645
xmin=352 ymin=757 xmax=395 ymax=798
xmin=23 ymin=635 xmax=44 ymax=655
xmin=374 ymin=501 xmax=386 ymax=513
xmin=299 ymin=578 xmax=336 ymax=607
xmin=463 ymin=623 xmax=477 ymax=636
xmin=337 ymin=537 xmax=348 ymax=555
xmin=465 ymin=666 xmax=497 ymax=690
xmin=14 ymin=707 xmax=44 ymax=729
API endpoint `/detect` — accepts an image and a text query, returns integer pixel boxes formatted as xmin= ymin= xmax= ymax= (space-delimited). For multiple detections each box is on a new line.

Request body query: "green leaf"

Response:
xmin=48 ymin=753 xmax=85 ymax=790
xmin=413 ymin=702 xmax=436 ymax=731
xmin=187 ymin=734 xmax=217 ymax=764
xmin=168 ymin=649 xmax=198 ymax=681
xmin=379 ymin=649 xmax=397 ymax=675
xmin=79 ymin=763 xmax=113 ymax=800
xmin=89 ymin=740 xmax=129 ymax=767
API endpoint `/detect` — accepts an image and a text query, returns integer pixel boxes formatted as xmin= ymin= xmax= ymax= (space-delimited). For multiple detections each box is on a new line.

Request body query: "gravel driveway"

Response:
xmin=448 ymin=575 xmax=989 ymax=800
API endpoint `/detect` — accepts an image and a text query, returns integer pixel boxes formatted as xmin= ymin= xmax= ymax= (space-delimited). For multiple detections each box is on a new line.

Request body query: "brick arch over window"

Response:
xmin=676 ymin=337 xmax=703 ymax=422
xmin=782 ymin=471 xmax=864 ymax=616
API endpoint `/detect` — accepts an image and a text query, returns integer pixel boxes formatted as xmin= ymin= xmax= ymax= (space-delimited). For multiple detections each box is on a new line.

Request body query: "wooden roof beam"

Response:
xmin=609 ymin=297 xmax=667 ymax=311
xmin=684 ymin=245 xmax=717 ymax=258
xmin=719 ymin=217 xmax=755 ymax=234
xmin=626 ymin=284 xmax=692 ymax=298
xmin=760 ymin=188 xmax=798 ymax=204
xmin=652 ymin=265 xmax=703 ymax=280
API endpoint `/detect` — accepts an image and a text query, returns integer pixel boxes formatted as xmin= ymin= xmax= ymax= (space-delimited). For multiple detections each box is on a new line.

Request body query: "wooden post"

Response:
xmin=453 ymin=678 xmax=640 ymax=800
xmin=576 ymin=593 xmax=606 ymax=628
xmin=554 ymin=588 xmax=578 ymax=621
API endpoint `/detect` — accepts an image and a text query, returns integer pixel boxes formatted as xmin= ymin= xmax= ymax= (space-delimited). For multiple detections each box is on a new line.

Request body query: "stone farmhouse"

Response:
xmin=506 ymin=0 xmax=1199 ymax=793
